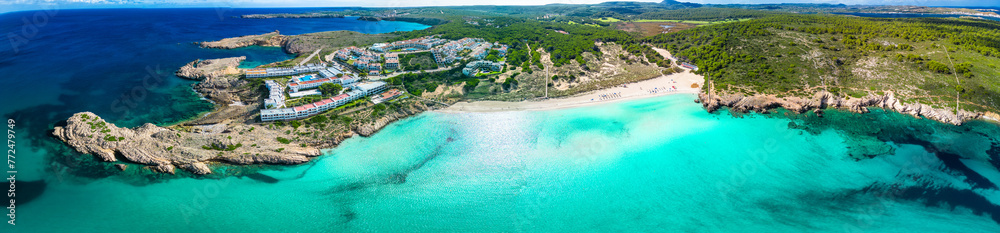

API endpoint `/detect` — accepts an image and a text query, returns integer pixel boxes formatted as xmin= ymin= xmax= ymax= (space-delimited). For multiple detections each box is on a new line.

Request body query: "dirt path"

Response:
xmin=299 ymin=48 xmax=324 ymax=66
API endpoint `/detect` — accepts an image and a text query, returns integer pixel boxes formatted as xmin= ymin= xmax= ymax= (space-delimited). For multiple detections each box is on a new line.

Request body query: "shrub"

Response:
xmin=925 ymin=60 xmax=951 ymax=74
xmin=309 ymin=115 xmax=328 ymax=124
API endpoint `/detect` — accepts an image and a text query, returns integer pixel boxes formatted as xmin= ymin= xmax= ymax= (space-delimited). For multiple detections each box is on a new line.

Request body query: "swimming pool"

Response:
xmin=299 ymin=75 xmax=315 ymax=81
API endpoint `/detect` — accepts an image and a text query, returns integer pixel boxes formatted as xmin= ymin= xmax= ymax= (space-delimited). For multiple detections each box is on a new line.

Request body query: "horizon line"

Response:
xmin=2 ymin=2 xmax=998 ymax=15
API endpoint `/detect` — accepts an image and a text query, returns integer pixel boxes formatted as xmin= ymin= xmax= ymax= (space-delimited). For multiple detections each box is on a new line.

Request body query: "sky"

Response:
xmin=1 ymin=0 xmax=997 ymax=14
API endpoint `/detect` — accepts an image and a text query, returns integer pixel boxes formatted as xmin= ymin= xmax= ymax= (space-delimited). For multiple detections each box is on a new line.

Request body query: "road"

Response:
xmin=299 ymin=48 xmax=324 ymax=66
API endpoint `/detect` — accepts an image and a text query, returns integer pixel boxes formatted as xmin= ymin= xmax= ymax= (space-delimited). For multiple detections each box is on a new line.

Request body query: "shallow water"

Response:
xmin=10 ymin=94 xmax=1000 ymax=232
xmin=3 ymin=7 xmax=1000 ymax=233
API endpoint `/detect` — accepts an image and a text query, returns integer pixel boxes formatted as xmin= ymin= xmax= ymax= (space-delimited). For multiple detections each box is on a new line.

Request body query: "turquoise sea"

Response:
xmin=3 ymin=8 xmax=1000 ymax=233
xmin=8 ymin=94 xmax=1000 ymax=232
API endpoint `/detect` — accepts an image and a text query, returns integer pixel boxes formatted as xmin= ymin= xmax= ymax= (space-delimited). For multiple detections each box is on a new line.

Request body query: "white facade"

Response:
xmin=245 ymin=63 xmax=326 ymax=78
xmin=264 ymin=80 xmax=285 ymax=109
xmin=260 ymin=81 xmax=390 ymax=121
xmin=462 ymin=60 xmax=503 ymax=76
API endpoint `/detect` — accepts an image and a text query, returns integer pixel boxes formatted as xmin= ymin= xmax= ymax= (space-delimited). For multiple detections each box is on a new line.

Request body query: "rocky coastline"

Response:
xmin=52 ymin=102 xmax=437 ymax=175
xmin=52 ymin=112 xmax=321 ymax=175
xmin=53 ymin=59 xmax=440 ymax=175
xmin=697 ymin=90 xmax=984 ymax=125
xmin=197 ymin=30 xmax=288 ymax=49
xmin=175 ymin=56 xmax=245 ymax=80
xmin=51 ymin=47 xmax=446 ymax=176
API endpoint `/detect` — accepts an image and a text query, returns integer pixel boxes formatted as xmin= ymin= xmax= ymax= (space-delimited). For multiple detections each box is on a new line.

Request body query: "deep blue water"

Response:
xmin=3 ymin=7 xmax=1000 ymax=233
xmin=0 ymin=8 xmax=429 ymax=182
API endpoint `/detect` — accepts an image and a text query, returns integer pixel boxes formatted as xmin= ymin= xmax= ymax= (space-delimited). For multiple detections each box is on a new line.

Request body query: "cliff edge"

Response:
xmin=198 ymin=30 xmax=288 ymax=49
xmin=698 ymin=91 xmax=982 ymax=125
xmin=52 ymin=112 xmax=321 ymax=175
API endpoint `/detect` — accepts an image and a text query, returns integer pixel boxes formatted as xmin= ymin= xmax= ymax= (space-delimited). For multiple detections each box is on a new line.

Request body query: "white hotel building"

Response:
xmin=245 ymin=63 xmax=326 ymax=78
xmin=287 ymin=75 xmax=359 ymax=93
xmin=263 ymin=80 xmax=286 ymax=109
xmin=261 ymin=81 xmax=388 ymax=121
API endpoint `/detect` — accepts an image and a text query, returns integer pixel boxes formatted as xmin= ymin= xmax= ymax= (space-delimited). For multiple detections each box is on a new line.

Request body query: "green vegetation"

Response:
xmin=276 ymin=137 xmax=291 ymax=144
xmin=290 ymin=30 xmax=398 ymax=54
xmin=399 ymin=52 xmax=439 ymax=71
xmin=397 ymin=16 xmax=665 ymax=68
xmin=646 ymin=14 xmax=1000 ymax=112
xmin=637 ymin=8 xmax=781 ymax=22
xmin=318 ymin=83 xmax=343 ymax=96
xmin=103 ymin=135 xmax=123 ymax=142
xmin=202 ymin=143 xmax=242 ymax=151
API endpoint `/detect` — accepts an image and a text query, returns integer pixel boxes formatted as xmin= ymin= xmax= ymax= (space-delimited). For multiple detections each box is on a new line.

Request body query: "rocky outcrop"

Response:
xmin=52 ymin=112 xmax=322 ymax=175
xmin=198 ymin=31 xmax=288 ymax=49
xmin=698 ymin=91 xmax=982 ymax=125
xmin=353 ymin=103 xmax=430 ymax=137
xmin=175 ymin=56 xmax=245 ymax=80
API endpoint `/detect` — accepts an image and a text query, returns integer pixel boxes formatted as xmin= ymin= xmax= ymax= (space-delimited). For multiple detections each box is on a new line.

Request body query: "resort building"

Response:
xmin=432 ymin=38 xmax=486 ymax=64
xmin=319 ymin=67 xmax=345 ymax=79
xmin=355 ymin=81 xmax=388 ymax=96
xmin=260 ymin=108 xmax=296 ymax=121
xmin=462 ymin=60 xmax=503 ymax=76
xmin=370 ymin=36 xmax=446 ymax=52
xmin=245 ymin=63 xmax=325 ymax=78
xmin=495 ymin=43 xmax=508 ymax=57
xmin=371 ymin=88 xmax=404 ymax=104
xmin=332 ymin=46 xmax=371 ymax=61
xmin=287 ymin=74 xmax=358 ymax=92
xmin=384 ymin=54 xmax=400 ymax=70
xmin=354 ymin=60 xmax=369 ymax=70
xmin=263 ymin=80 xmax=286 ymax=109
xmin=431 ymin=38 xmax=505 ymax=65
xmin=260 ymin=81 xmax=389 ymax=121
xmin=333 ymin=50 xmax=351 ymax=61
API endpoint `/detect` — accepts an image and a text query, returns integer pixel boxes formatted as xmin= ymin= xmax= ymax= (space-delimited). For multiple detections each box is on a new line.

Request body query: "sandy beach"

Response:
xmin=440 ymin=68 xmax=705 ymax=113
xmin=440 ymin=47 xmax=705 ymax=113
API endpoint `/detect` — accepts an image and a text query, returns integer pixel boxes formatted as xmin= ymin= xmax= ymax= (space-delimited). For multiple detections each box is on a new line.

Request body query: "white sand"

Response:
xmin=439 ymin=69 xmax=705 ymax=113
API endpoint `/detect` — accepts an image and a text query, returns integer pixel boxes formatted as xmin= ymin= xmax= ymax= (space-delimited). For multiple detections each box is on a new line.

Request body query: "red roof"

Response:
xmin=333 ymin=94 xmax=348 ymax=101
xmin=294 ymin=106 xmax=307 ymax=111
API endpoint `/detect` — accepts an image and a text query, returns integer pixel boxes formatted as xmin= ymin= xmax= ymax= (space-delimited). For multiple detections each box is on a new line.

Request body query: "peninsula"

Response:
xmin=52 ymin=2 xmax=1000 ymax=176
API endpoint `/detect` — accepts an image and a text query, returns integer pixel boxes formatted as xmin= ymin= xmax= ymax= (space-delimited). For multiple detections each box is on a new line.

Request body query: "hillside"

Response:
xmin=645 ymin=14 xmax=1000 ymax=113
